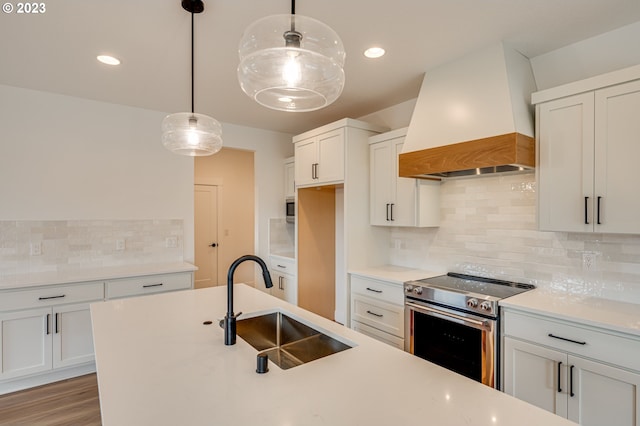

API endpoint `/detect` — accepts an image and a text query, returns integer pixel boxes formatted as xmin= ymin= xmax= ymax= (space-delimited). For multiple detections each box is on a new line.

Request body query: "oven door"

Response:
xmin=405 ymin=299 xmax=498 ymax=388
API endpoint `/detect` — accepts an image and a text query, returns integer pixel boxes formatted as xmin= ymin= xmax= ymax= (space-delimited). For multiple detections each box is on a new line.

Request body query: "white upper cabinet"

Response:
xmin=369 ymin=128 xmax=440 ymax=227
xmin=535 ymin=69 xmax=640 ymax=234
xmin=294 ymin=128 xmax=345 ymax=187
xmin=284 ymin=157 xmax=295 ymax=198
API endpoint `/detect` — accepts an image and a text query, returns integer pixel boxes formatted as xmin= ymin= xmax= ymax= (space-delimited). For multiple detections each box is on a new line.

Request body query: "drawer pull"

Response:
xmin=143 ymin=283 xmax=164 ymax=288
xmin=366 ymin=310 xmax=383 ymax=318
xmin=366 ymin=287 xmax=383 ymax=294
xmin=548 ymin=333 xmax=587 ymax=345
xmin=38 ymin=294 xmax=66 ymax=300
xmin=557 ymin=361 xmax=562 ymax=393
xmin=277 ymin=264 xmax=286 ymax=269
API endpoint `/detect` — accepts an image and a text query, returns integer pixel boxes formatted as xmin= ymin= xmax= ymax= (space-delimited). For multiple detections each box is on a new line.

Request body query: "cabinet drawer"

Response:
xmin=105 ymin=272 xmax=192 ymax=299
xmin=503 ymin=310 xmax=640 ymax=372
xmin=0 ymin=282 xmax=104 ymax=311
xmin=270 ymin=257 xmax=296 ymax=275
xmin=350 ymin=275 xmax=403 ymax=305
xmin=351 ymin=294 xmax=404 ymax=338
xmin=351 ymin=320 xmax=404 ymax=349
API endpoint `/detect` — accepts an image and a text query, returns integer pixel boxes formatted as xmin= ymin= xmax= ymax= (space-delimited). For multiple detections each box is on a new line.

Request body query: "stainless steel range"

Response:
xmin=404 ymin=272 xmax=535 ymax=389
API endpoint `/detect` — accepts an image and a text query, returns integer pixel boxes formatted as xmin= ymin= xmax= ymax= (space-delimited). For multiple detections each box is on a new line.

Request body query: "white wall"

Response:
xmin=0 ymin=84 xmax=292 ymax=270
xmin=530 ymin=21 xmax=640 ymax=90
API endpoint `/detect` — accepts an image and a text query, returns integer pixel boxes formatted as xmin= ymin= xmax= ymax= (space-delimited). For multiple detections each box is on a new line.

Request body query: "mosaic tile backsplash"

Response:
xmin=389 ymin=173 xmax=640 ymax=304
xmin=0 ymin=220 xmax=184 ymax=277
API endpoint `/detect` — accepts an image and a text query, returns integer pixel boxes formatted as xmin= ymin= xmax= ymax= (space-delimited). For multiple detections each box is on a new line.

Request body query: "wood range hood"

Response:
xmin=399 ymin=132 xmax=535 ymax=179
xmin=399 ymin=43 xmax=538 ymax=179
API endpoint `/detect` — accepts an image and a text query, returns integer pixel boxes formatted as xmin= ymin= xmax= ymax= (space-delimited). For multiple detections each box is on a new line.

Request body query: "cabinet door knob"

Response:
xmin=209 ymin=243 xmax=218 ymax=248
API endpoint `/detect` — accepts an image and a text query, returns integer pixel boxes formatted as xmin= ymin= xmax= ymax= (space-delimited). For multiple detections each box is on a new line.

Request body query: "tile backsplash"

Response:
xmin=0 ymin=219 xmax=184 ymax=277
xmin=389 ymin=173 xmax=640 ymax=303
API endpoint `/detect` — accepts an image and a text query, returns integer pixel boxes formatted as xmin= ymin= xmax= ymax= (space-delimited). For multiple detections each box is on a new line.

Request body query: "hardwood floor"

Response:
xmin=0 ymin=374 xmax=101 ymax=426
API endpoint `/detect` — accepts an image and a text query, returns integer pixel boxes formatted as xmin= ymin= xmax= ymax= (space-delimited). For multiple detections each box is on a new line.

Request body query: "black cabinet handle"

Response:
xmin=39 ymin=295 xmax=66 ymax=301
xmin=46 ymin=313 xmax=50 ymax=335
xmin=584 ymin=196 xmax=589 ymax=225
xmin=386 ymin=203 xmax=390 ymax=221
xmin=366 ymin=310 xmax=383 ymax=318
xmin=366 ymin=287 xmax=383 ymax=294
xmin=548 ymin=333 xmax=587 ymax=345
xmin=143 ymin=283 xmax=163 ymax=288
xmin=557 ymin=361 xmax=563 ymax=393
xmin=55 ymin=313 xmax=59 ymax=334
xmin=597 ymin=196 xmax=602 ymax=225
xmin=209 ymin=243 xmax=217 ymax=248
xmin=570 ymin=365 xmax=575 ymax=397
xmin=390 ymin=203 xmax=394 ymax=221
xmin=276 ymin=264 xmax=286 ymax=269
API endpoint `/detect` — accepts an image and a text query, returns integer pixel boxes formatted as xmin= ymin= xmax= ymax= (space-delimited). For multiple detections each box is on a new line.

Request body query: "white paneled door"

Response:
xmin=194 ymin=184 xmax=219 ymax=288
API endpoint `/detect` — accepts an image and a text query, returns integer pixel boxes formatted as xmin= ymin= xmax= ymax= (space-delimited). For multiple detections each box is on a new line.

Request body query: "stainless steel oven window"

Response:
xmin=405 ymin=301 xmax=497 ymax=388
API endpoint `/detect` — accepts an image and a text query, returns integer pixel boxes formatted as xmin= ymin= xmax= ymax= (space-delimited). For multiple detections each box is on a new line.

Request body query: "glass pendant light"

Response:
xmin=162 ymin=0 xmax=222 ymax=156
xmin=237 ymin=0 xmax=345 ymax=112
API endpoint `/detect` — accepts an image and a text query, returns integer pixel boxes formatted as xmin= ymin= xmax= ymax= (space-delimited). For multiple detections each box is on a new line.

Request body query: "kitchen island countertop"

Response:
xmin=90 ymin=284 xmax=575 ymax=426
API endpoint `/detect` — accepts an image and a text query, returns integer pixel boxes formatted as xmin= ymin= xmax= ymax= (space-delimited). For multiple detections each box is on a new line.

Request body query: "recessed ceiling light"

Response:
xmin=364 ymin=47 xmax=385 ymax=59
xmin=97 ymin=55 xmax=121 ymax=66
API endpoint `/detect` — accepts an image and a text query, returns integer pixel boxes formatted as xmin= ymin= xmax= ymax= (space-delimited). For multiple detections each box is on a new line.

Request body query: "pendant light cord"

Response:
xmin=191 ymin=11 xmax=195 ymax=114
xmin=291 ymin=0 xmax=295 ymax=14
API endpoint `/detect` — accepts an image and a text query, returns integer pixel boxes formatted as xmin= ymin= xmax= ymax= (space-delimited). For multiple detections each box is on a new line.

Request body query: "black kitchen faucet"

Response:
xmin=223 ymin=255 xmax=273 ymax=345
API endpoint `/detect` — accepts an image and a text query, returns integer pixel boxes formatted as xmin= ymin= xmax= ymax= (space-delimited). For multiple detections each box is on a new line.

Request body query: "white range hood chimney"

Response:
xmin=399 ymin=42 xmax=538 ymax=178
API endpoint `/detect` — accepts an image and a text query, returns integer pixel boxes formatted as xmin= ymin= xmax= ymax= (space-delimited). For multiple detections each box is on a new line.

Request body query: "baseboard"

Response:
xmin=0 ymin=363 xmax=96 ymax=395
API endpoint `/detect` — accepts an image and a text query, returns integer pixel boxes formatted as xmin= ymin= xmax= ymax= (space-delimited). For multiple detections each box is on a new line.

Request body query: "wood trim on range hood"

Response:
xmin=398 ymin=132 xmax=535 ymax=179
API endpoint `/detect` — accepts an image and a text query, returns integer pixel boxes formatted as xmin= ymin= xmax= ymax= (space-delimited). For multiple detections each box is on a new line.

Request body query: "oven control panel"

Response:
xmin=404 ymin=284 xmax=498 ymax=318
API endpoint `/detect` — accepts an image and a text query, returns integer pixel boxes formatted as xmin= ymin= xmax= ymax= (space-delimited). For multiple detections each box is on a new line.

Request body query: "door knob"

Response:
xmin=209 ymin=243 xmax=218 ymax=248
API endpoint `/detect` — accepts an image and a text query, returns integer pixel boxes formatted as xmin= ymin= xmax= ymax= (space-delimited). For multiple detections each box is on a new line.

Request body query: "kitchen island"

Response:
xmin=90 ymin=284 xmax=576 ymax=426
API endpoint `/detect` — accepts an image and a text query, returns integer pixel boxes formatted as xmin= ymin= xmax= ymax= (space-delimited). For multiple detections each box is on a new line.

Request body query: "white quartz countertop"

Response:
xmin=500 ymin=288 xmax=640 ymax=338
xmin=348 ymin=265 xmax=444 ymax=285
xmin=0 ymin=262 xmax=197 ymax=290
xmin=90 ymin=284 xmax=575 ymax=426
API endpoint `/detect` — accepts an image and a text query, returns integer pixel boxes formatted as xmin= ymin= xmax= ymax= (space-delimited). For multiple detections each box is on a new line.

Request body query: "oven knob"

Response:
xmin=480 ymin=301 xmax=493 ymax=312
xmin=405 ymin=285 xmax=413 ymax=293
xmin=413 ymin=287 xmax=423 ymax=295
xmin=466 ymin=298 xmax=478 ymax=308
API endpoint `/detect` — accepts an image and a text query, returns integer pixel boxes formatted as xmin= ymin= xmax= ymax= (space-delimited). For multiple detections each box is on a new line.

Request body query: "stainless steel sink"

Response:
xmin=236 ymin=311 xmax=353 ymax=370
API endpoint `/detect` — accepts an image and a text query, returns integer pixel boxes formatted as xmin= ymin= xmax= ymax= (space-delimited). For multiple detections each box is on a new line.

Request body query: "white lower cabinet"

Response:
xmin=269 ymin=256 xmax=297 ymax=304
xmin=0 ymin=282 xmax=103 ymax=382
xmin=349 ymin=274 xmax=404 ymax=349
xmin=0 ymin=307 xmax=52 ymax=380
xmin=0 ymin=269 xmax=194 ymax=393
xmin=503 ymin=310 xmax=640 ymax=426
xmin=53 ymin=303 xmax=95 ymax=368
xmin=105 ymin=272 xmax=192 ymax=299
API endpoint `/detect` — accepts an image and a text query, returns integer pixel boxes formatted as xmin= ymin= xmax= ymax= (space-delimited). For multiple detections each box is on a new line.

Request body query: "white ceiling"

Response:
xmin=1 ymin=0 xmax=639 ymax=135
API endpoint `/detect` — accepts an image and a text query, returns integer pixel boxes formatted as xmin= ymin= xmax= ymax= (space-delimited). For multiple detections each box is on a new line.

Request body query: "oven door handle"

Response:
xmin=406 ymin=301 xmax=489 ymax=327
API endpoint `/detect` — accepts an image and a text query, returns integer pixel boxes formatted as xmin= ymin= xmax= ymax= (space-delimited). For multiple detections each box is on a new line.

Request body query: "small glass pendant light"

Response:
xmin=237 ymin=0 xmax=345 ymax=112
xmin=162 ymin=0 xmax=222 ymax=156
